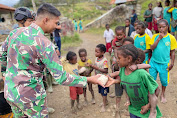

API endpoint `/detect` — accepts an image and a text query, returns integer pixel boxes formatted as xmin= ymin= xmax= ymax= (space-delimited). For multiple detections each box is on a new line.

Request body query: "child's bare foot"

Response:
xmin=124 ymin=101 xmax=130 ymax=107
xmin=99 ymin=101 xmax=108 ymax=107
xmin=76 ymin=104 xmax=83 ymax=110
xmin=100 ymin=106 xmax=106 ymax=112
xmin=149 ymin=111 xmax=157 ymax=118
xmin=83 ymin=100 xmax=88 ymax=106
xmin=71 ymin=107 xmax=77 ymax=114
xmin=160 ymin=94 xmax=167 ymax=103
xmin=91 ymin=99 xmax=96 ymax=104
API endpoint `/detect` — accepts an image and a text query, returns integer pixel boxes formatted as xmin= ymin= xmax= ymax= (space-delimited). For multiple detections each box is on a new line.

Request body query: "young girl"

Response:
xmin=78 ymin=48 xmax=95 ymax=105
xmin=62 ymin=51 xmax=83 ymax=113
xmin=78 ymin=18 xmax=83 ymax=33
xmin=107 ymin=44 xmax=162 ymax=118
xmin=134 ymin=21 xmax=151 ymax=64
xmin=144 ymin=3 xmax=153 ymax=30
xmin=87 ymin=44 xmax=109 ymax=112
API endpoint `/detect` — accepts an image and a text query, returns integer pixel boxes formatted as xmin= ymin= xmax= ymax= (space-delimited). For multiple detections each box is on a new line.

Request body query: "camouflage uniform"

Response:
xmin=0 ymin=23 xmax=87 ymax=118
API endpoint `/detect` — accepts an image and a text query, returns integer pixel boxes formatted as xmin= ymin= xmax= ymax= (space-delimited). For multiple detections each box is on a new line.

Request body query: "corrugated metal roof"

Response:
xmin=110 ymin=0 xmax=136 ymax=4
xmin=0 ymin=4 xmax=15 ymax=14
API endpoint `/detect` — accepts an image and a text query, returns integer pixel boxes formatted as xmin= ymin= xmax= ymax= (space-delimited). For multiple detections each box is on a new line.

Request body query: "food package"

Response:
xmin=98 ymin=74 xmax=108 ymax=86
xmin=78 ymin=67 xmax=87 ymax=74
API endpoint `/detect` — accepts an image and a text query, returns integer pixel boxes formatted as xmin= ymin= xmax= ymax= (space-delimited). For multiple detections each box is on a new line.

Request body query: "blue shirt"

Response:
xmin=163 ymin=7 xmax=171 ymax=21
xmin=134 ymin=33 xmax=151 ymax=63
xmin=150 ymin=33 xmax=177 ymax=64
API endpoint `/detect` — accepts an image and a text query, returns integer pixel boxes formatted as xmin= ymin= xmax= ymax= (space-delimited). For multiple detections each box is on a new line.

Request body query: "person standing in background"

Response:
xmin=54 ymin=22 xmax=62 ymax=54
xmin=130 ymin=9 xmax=138 ymax=25
xmin=144 ymin=3 xmax=153 ymax=30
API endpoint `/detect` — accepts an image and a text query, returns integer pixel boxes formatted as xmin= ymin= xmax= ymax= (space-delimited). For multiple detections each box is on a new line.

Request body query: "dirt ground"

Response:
xmin=47 ymin=33 xmax=177 ymax=118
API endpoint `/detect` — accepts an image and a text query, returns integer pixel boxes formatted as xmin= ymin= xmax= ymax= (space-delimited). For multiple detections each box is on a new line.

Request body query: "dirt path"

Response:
xmin=48 ymin=33 xmax=177 ymax=118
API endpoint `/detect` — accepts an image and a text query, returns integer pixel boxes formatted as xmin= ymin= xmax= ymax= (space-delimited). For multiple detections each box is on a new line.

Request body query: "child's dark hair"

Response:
xmin=137 ymin=48 xmax=145 ymax=63
xmin=157 ymin=19 xmax=169 ymax=26
xmin=105 ymin=24 xmax=109 ymax=27
xmin=165 ymin=0 xmax=170 ymax=4
xmin=123 ymin=37 xmax=134 ymax=44
xmin=115 ymin=26 xmax=125 ymax=34
xmin=66 ymin=51 xmax=76 ymax=60
xmin=148 ymin=3 xmax=152 ymax=6
xmin=138 ymin=21 xmax=146 ymax=29
xmin=78 ymin=48 xmax=87 ymax=56
xmin=96 ymin=44 xmax=106 ymax=53
xmin=117 ymin=44 xmax=138 ymax=62
xmin=125 ymin=18 xmax=130 ymax=22
xmin=134 ymin=20 xmax=140 ymax=24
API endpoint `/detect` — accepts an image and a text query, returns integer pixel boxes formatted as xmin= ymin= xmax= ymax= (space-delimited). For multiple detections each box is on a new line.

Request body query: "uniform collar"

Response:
xmin=30 ymin=23 xmax=44 ymax=35
xmin=138 ymin=33 xmax=146 ymax=37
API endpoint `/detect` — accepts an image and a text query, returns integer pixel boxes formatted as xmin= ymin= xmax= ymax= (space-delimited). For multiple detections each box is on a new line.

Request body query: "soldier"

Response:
xmin=0 ymin=3 xmax=111 ymax=118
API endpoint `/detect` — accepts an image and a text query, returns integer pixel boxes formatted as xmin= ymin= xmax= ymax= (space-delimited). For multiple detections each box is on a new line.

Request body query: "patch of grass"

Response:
xmin=61 ymin=33 xmax=82 ymax=54
xmin=86 ymin=21 xmax=125 ymax=35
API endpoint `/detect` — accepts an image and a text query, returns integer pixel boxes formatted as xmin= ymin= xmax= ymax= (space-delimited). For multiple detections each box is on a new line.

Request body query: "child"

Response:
xmin=104 ymin=24 xmax=115 ymax=53
xmin=109 ymin=44 xmax=162 ymax=118
xmin=87 ymin=44 xmax=109 ymax=112
xmin=73 ymin=19 xmax=78 ymax=31
xmin=145 ymin=22 xmax=153 ymax=38
xmin=149 ymin=19 xmax=177 ymax=103
xmin=168 ymin=1 xmax=177 ymax=38
xmin=144 ymin=3 xmax=153 ymax=30
xmin=78 ymin=48 xmax=95 ymax=105
xmin=130 ymin=20 xmax=139 ymax=39
xmin=62 ymin=51 xmax=83 ymax=113
xmin=78 ymin=18 xmax=83 ymax=33
xmin=163 ymin=0 xmax=171 ymax=32
xmin=134 ymin=21 xmax=151 ymax=64
xmin=123 ymin=37 xmax=134 ymax=45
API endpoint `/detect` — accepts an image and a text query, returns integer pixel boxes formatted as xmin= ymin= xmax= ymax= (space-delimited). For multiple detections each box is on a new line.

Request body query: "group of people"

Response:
xmin=73 ymin=18 xmax=83 ymax=32
xmin=0 ymin=1 xmax=177 ymax=118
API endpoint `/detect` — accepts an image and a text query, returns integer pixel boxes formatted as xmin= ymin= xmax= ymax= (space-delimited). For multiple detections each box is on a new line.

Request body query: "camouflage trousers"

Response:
xmin=7 ymin=98 xmax=48 ymax=118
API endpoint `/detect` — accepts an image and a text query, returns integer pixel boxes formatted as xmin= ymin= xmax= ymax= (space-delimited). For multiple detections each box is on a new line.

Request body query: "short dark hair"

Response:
xmin=96 ymin=44 xmax=106 ymax=53
xmin=66 ymin=51 xmax=77 ymax=60
xmin=138 ymin=21 xmax=146 ymax=29
xmin=105 ymin=24 xmax=109 ymax=27
xmin=137 ymin=48 xmax=145 ymax=63
xmin=117 ymin=44 xmax=138 ymax=62
xmin=78 ymin=48 xmax=87 ymax=56
xmin=148 ymin=3 xmax=152 ymax=6
xmin=125 ymin=18 xmax=130 ymax=22
xmin=123 ymin=37 xmax=134 ymax=44
xmin=37 ymin=3 xmax=61 ymax=17
xmin=115 ymin=26 xmax=125 ymax=34
xmin=157 ymin=19 xmax=169 ymax=26
xmin=165 ymin=0 xmax=170 ymax=4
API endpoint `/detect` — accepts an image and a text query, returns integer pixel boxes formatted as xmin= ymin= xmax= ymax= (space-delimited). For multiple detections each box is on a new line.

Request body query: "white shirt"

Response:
xmin=130 ymin=31 xmax=137 ymax=39
xmin=145 ymin=28 xmax=153 ymax=38
xmin=152 ymin=7 xmax=163 ymax=18
xmin=103 ymin=29 xmax=114 ymax=43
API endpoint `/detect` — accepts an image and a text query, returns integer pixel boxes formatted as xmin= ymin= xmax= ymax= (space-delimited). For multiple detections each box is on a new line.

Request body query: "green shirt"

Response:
xmin=144 ymin=9 xmax=153 ymax=22
xmin=119 ymin=67 xmax=162 ymax=117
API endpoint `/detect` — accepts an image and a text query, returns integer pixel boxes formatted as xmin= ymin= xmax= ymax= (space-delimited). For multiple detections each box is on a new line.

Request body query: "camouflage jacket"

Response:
xmin=0 ymin=23 xmax=87 ymax=104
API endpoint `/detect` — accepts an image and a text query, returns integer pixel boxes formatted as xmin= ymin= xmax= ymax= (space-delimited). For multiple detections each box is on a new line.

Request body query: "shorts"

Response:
xmin=130 ymin=113 xmax=141 ymax=118
xmin=8 ymin=98 xmax=48 ymax=118
xmin=98 ymin=85 xmax=109 ymax=96
xmin=149 ymin=59 xmax=169 ymax=87
xmin=106 ymin=43 xmax=112 ymax=52
xmin=70 ymin=87 xmax=83 ymax=100
xmin=147 ymin=22 xmax=152 ymax=30
xmin=115 ymin=83 xmax=123 ymax=97
xmin=171 ymin=25 xmax=177 ymax=32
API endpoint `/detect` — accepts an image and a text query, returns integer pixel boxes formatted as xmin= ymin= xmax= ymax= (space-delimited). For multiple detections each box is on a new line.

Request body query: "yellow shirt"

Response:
xmin=78 ymin=59 xmax=92 ymax=76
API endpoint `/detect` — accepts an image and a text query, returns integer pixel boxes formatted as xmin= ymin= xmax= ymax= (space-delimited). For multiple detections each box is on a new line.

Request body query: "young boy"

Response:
xmin=87 ymin=44 xmax=108 ymax=112
xmin=130 ymin=20 xmax=139 ymax=39
xmin=62 ymin=51 xmax=83 ymax=113
xmin=134 ymin=21 xmax=151 ymax=64
xmin=104 ymin=24 xmax=115 ymax=52
xmin=78 ymin=48 xmax=95 ymax=105
xmin=149 ymin=19 xmax=177 ymax=103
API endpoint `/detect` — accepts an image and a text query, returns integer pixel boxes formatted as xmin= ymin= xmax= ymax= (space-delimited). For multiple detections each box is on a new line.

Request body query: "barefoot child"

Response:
xmin=61 ymin=51 xmax=83 ymax=113
xmin=149 ymin=19 xmax=177 ymax=103
xmin=134 ymin=21 xmax=151 ymax=64
xmin=108 ymin=44 xmax=162 ymax=118
xmin=78 ymin=48 xmax=95 ymax=105
xmin=87 ymin=44 xmax=109 ymax=112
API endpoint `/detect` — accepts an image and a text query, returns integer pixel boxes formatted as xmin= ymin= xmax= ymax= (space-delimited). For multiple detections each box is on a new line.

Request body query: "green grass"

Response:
xmin=86 ymin=21 xmax=125 ymax=35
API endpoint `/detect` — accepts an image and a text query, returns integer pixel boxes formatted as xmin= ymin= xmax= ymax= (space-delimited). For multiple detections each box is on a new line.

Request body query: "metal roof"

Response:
xmin=0 ymin=4 xmax=15 ymax=14
xmin=110 ymin=0 xmax=136 ymax=4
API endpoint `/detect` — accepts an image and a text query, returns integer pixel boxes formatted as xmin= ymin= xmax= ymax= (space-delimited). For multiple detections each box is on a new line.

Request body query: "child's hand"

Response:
xmin=159 ymin=33 xmax=165 ymax=40
xmin=124 ymin=101 xmax=130 ymax=107
xmin=105 ymin=76 xmax=120 ymax=87
xmin=85 ymin=63 xmax=91 ymax=67
xmin=167 ymin=63 xmax=174 ymax=71
xmin=129 ymin=64 xmax=138 ymax=71
xmin=140 ymin=104 xmax=150 ymax=114
xmin=87 ymin=75 xmax=104 ymax=87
